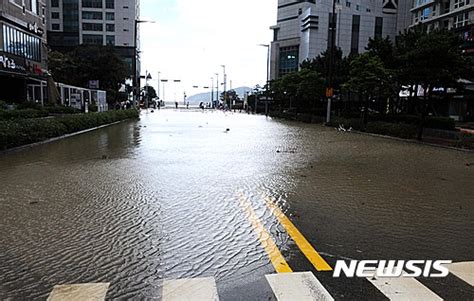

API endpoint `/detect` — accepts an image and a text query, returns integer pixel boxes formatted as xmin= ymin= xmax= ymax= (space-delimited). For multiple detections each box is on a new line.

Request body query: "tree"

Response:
xmin=220 ymin=89 xmax=240 ymax=103
xmin=300 ymin=47 xmax=350 ymax=91
xmin=395 ymin=29 xmax=471 ymax=139
xmin=142 ymin=86 xmax=157 ymax=99
xmin=48 ymin=45 xmax=129 ymax=105
xmin=343 ymin=52 xmax=392 ymax=124
xmin=366 ymin=36 xmax=396 ymax=69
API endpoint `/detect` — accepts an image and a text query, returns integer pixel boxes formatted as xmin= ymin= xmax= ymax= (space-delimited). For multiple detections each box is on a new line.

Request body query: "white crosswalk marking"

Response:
xmin=367 ymin=276 xmax=442 ymax=301
xmin=446 ymin=261 xmax=474 ymax=286
xmin=265 ymin=272 xmax=334 ymax=301
xmin=162 ymin=277 xmax=219 ymax=301
xmin=47 ymin=283 xmax=110 ymax=301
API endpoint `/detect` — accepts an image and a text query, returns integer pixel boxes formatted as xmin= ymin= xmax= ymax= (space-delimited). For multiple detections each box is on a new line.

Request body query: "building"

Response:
xmin=0 ymin=0 xmax=48 ymax=103
xmin=46 ymin=0 xmax=140 ymax=90
xmin=409 ymin=0 xmax=473 ymax=53
xmin=269 ymin=0 xmax=400 ymax=79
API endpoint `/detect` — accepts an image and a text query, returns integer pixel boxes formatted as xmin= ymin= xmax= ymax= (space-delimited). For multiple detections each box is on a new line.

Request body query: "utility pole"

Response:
xmin=221 ymin=65 xmax=227 ymax=109
xmin=211 ymin=77 xmax=214 ymax=107
xmin=215 ymin=73 xmax=219 ymax=107
xmin=326 ymin=0 xmax=337 ymax=123
xmin=258 ymin=44 xmax=270 ymax=116
xmin=157 ymin=71 xmax=160 ymax=100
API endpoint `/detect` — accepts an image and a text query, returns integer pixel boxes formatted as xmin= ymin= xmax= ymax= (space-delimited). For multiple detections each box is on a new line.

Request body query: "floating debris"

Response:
xmin=337 ymin=124 xmax=352 ymax=132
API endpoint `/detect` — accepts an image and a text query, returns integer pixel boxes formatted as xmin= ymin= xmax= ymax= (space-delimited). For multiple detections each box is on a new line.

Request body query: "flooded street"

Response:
xmin=1 ymin=109 xmax=473 ymax=300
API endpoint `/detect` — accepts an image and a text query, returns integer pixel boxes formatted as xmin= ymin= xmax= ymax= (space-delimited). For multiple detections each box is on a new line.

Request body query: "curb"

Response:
xmin=346 ymin=129 xmax=474 ymax=153
xmin=0 ymin=119 xmax=133 ymax=155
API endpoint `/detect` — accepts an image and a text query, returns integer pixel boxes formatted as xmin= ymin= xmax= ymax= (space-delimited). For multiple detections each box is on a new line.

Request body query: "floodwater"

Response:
xmin=0 ymin=109 xmax=473 ymax=299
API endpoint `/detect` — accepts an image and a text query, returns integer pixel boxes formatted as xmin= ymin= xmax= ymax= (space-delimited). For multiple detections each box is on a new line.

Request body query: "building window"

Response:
xmin=31 ymin=0 xmax=38 ymax=15
xmin=52 ymin=12 xmax=60 ymax=19
xmin=278 ymin=46 xmax=299 ymax=77
xmin=356 ymin=4 xmax=360 ymax=10
xmin=51 ymin=0 xmax=59 ymax=7
xmin=273 ymin=28 xmax=279 ymax=41
xmin=82 ymin=0 xmax=102 ymax=8
xmin=420 ymin=7 xmax=431 ymax=20
xmin=346 ymin=1 xmax=351 ymax=7
xmin=106 ymin=12 xmax=115 ymax=20
xmin=82 ymin=11 xmax=103 ymax=20
xmin=454 ymin=0 xmax=466 ymax=9
xmin=106 ymin=24 xmax=115 ymax=32
xmin=52 ymin=23 xmax=60 ymax=30
xmin=82 ymin=23 xmax=103 ymax=31
xmin=374 ymin=17 xmax=383 ymax=38
xmin=63 ymin=0 xmax=79 ymax=32
xmin=106 ymin=0 xmax=115 ymax=9
xmin=2 ymin=24 xmax=41 ymax=61
xmin=351 ymin=15 xmax=360 ymax=54
xmin=106 ymin=35 xmax=115 ymax=45
xmin=454 ymin=13 xmax=469 ymax=28
xmin=83 ymin=34 xmax=103 ymax=45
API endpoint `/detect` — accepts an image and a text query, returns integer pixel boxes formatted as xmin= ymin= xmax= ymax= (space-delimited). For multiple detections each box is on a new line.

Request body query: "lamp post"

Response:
xmin=144 ymin=71 xmax=152 ymax=110
xmin=326 ymin=0 xmax=337 ymax=123
xmin=221 ymin=65 xmax=227 ymax=109
xmin=215 ymin=73 xmax=219 ymax=108
xmin=133 ymin=19 xmax=155 ymax=108
xmin=211 ymin=77 xmax=214 ymax=107
xmin=258 ymin=44 xmax=270 ymax=115
xmin=161 ymin=79 xmax=168 ymax=103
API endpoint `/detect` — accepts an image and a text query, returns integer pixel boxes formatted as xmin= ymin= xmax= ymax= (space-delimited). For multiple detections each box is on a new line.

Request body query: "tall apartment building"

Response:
xmin=0 ymin=0 xmax=48 ymax=102
xmin=269 ymin=0 xmax=399 ymax=79
xmin=46 ymin=0 xmax=140 ymax=85
xmin=410 ymin=0 xmax=473 ymax=53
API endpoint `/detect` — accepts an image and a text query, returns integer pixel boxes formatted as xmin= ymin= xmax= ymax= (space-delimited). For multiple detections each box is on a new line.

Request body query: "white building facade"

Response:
xmin=46 ymin=0 xmax=138 ymax=47
xmin=270 ymin=0 xmax=400 ymax=79
xmin=45 ymin=0 xmax=139 ymax=83
xmin=409 ymin=0 xmax=473 ymax=43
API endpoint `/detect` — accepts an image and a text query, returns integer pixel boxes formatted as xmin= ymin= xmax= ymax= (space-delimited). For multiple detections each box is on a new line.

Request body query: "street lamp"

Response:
xmin=258 ymin=44 xmax=270 ymax=115
xmin=221 ymin=65 xmax=228 ymax=109
xmin=144 ymin=71 xmax=152 ymax=110
xmin=215 ymin=73 xmax=219 ymax=108
xmin=133 ymin=19 xmax=155 ymax=108
xmin=211 ymin=77 xmax=214 ymax=106
xmin=326 ymin=0 xmax=337 ymax=123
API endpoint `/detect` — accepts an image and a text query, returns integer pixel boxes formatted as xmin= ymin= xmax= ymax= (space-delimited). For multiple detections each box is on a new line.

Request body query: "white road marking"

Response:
xmin=446 ymin=261 xmax=474 ymax=286
xmin=162 ymin=277 xmax=219 ymax=301
xmin=367 ymin=276 xmax=442 ymax=301
xmin=47 ymin=283 xmax=110 ymax=301
xmin=265 ymin=272 xmax=334 ymax=301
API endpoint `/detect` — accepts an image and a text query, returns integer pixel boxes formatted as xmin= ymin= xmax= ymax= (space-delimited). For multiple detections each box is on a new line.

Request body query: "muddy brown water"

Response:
xmin=1 ymin=109 xmax=473 ymax=299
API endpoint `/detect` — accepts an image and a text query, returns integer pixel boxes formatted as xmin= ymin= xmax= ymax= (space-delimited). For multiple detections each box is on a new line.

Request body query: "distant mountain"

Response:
xmin=186 ymin=86 xmax=253 ymax=104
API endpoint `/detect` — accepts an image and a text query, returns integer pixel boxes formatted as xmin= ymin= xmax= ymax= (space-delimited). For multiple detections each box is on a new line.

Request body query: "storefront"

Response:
xmin=0 ymin=9 xmax=48 ymax=104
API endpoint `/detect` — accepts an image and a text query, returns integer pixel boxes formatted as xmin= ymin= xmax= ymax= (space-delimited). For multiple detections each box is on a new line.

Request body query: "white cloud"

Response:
xmin=140 ymin=0 xmax=277 ymax=100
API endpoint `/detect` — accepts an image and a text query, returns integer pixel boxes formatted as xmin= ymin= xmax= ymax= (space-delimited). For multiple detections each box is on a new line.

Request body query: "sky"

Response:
xmin=139 ymin=0 xmax=278 ymax=100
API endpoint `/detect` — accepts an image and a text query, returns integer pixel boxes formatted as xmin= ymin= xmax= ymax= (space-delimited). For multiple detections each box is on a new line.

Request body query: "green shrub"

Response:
xmin=16 ymin=102 xmax=43 ymax=110
xmin=0 ymin=109 xmax=139 ymax=150
xmin=365 ymin=122 xmax=417 ymax=139
xmin=0 ymin=109 xmax=49 ymax=120
xmin=44 ymin=105 xmax=82 ymax=115
xmin=424 ymin=117 xmax=456 ymax=130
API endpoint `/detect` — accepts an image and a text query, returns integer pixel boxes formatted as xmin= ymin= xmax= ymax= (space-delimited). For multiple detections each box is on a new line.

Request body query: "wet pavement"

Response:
xmin=0 ymin=109 xmax=473 ymax=300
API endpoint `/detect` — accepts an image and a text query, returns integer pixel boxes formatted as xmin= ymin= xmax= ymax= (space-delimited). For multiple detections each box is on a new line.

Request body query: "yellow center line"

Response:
xmin=263 ymin=195 xmax=333 ymax=272
xmin=237 ymin=193 xmax=293 ymax=273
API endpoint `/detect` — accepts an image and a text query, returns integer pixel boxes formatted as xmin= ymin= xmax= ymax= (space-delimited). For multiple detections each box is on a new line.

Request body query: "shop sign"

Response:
xmin=0 ymin=54 xmax=17 ymax=70
xmin=28 ymin=23 xmax=44 ymax=35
